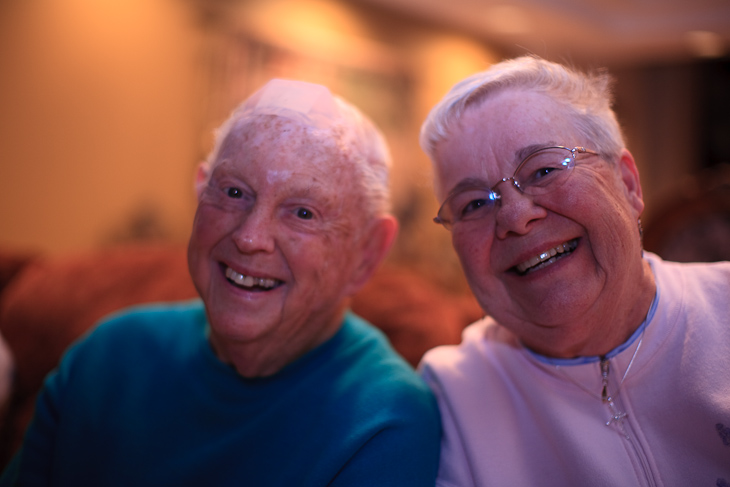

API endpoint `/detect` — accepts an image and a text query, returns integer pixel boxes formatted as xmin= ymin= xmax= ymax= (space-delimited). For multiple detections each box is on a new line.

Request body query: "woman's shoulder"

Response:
xmin=419 ymin=317 xmax=515 ymax=373
xmin=646 ymin=252 xmax=730 ymax=301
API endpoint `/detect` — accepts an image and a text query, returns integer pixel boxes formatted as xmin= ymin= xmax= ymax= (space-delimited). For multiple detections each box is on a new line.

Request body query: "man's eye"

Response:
xmin=295 ymin=208 xmax=314 ymax=220
xmin=226 ymin=187 xmax=243 ymax=198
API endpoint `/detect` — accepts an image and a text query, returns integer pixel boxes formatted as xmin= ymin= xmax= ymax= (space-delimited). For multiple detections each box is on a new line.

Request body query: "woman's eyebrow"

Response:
xmin=514 ymin=141 xmax=560 ymax=162
xmin=446 ymin=177 xmax=492 ymax=196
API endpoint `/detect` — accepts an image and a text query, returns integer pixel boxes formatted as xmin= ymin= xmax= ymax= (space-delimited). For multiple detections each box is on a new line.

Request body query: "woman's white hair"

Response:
xmin=420 ymin=55 xmax=626 ymax=165
xmin=207 ymin=79 xmax=392 ymax=216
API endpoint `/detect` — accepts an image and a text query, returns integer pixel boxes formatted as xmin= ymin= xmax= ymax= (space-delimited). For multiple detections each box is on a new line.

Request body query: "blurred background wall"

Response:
xmin=1 ymin=0 xmax=729 ymax=291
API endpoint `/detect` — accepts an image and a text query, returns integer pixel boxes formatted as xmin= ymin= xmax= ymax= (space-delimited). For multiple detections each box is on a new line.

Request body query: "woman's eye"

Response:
xmin=456 ymin=190 xmax=497 ymax=218
xmin=295 ymin=207 xmax=314 ymax=220
xmin=534 ymin=167 xmax=556 ymax=179
xmin=462 ymin=198 xmax=488 ymax=216
xmin=226 ymin=187 xmax=243 ymax=199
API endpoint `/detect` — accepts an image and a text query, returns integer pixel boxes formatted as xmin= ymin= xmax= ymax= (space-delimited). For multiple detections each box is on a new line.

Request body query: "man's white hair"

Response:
xmin=207 ymin=79 xmax=392 ymax=216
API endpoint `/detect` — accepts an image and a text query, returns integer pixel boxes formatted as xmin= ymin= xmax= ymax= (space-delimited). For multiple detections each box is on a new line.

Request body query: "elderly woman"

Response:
xmin=1 ymin=79 xmax=441 ymax=486
xmin=418 ymin=56 xmax=730 ymax=486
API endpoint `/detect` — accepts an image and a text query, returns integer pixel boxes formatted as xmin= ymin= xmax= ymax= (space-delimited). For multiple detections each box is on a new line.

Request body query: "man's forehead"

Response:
xmin=226 ymin=116 xmax=313 ymax=147
xmin=218 ymin=116 xmax=345 ymax=164
xmin=208 ymin=116 xmax=361 ymax=205
xmin=213 ymin=154 xmax=350 ymax=182
xmin=212 ymin=141 xmax=355 ymax=194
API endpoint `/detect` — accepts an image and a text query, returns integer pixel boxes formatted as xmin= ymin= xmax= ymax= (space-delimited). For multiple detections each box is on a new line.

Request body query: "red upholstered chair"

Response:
xmin=0 ymin=244 xmax=481 ymax=467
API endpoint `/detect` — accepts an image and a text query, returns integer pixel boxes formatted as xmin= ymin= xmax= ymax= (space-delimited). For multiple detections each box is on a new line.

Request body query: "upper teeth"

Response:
xmin=225 ymin=267 xmax=278 ymax=289
xmin=516 ymin=240 xmax=577 ymax=274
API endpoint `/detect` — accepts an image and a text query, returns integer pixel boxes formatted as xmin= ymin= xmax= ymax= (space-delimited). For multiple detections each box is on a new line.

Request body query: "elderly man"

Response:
xmin=418 ymin=56 xmax=730 ymax=486
xmin=1 ymin=79 xmax=441 ymax=486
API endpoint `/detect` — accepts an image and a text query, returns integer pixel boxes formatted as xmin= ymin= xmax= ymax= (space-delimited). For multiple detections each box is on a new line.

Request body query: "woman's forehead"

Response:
xmin=434 ymin=93 xmax=583 ymax=197
xmin=453 ymin=94 xmax=581 ymax=158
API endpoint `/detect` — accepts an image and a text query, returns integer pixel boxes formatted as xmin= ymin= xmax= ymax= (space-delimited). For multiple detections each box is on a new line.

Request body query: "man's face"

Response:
xmin=187 ymin=117 xmax=369 ymax=351
xmin=434 ymin=89 xmax=646 ymax=357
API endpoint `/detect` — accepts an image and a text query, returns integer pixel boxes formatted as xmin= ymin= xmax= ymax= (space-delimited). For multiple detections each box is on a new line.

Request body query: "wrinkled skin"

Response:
xmin=188 ymin=117 xmax=396 ymax=376
xmin=434 ymin=90 xmax=656 ymax=358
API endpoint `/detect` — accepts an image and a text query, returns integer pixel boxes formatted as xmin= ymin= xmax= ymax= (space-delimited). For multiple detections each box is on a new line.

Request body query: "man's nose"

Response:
xmin=231 ymin=206 xmax=276 ymax=254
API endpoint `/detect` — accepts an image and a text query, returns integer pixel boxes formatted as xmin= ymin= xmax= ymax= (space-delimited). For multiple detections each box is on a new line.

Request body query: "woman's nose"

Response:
xmin=494 ymin=183 xmax=547 ymax=239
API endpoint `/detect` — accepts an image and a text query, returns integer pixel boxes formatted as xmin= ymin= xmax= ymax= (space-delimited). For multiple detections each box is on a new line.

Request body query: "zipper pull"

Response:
xmin=600 ymin=357 xmax=610 ymax=402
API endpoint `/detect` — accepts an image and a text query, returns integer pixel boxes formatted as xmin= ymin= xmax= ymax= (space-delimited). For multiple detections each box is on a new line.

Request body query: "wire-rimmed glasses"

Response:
xmin=434 ymin=146 xmax=599 ymax=230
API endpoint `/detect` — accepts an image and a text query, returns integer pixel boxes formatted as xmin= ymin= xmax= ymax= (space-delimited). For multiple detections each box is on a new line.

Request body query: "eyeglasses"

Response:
xmin=434 ymin=146 xmax=599 ymax=230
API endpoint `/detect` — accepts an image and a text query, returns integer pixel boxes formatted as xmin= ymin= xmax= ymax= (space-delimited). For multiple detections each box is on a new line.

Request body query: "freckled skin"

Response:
xmin=434 ymin=90 xmax=655 ymax=358
xmin=187 ymin=116 xmax=376 ymax=375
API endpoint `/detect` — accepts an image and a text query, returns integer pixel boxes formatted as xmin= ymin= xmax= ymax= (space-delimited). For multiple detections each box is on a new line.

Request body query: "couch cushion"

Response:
xmin=0 ymin=245 xmax=198 ymax=399
xmin=0 ymin=244 xmax=481 ymax=467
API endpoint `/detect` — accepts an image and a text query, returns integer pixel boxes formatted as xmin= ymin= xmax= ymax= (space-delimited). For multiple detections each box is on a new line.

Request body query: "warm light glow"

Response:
xmin=417 ymin=36 xmax=495 ymax=84
xmin=0 ymin=0 xmax=200 ymax=254
xmin=412 ymin=35 xmax=497 ymax=120
xmin=235 ymin=0 xmax=396 ymax=71
xmin=484 ymin=5 xmax=531 ymax=35
xmin=684 ymin=30 xmax=724 ymax=58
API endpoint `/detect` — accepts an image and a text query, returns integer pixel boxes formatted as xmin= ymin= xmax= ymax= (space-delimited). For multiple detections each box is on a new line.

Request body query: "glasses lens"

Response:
xmin=516 ymin=147 xmax=575 ymax=195
xmin=439 ymin=187 xmax=498 ymax=226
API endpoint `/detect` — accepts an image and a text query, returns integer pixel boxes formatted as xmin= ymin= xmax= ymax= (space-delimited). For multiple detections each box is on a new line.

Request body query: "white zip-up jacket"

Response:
xmin=420 ymin=253 xmax=730 ymax=487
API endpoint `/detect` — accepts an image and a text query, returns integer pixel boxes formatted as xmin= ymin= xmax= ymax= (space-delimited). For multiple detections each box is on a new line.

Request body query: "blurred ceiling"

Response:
xmin=355 ymin=0 xmax=730 ymax=66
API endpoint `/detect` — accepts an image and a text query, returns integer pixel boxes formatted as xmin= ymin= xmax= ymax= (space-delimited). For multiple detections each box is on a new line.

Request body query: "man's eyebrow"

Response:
xmin=289 ymin=185 xmax=321 ymax=198
xmin=285 ymin=181 xmax=338 ymax=205
xmin=208 ymin=160 xmax=238 ymax=178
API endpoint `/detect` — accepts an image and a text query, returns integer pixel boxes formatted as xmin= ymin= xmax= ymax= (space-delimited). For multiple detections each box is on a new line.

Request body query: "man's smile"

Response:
xmin=225 ymin=266 xmax=281 ymax=291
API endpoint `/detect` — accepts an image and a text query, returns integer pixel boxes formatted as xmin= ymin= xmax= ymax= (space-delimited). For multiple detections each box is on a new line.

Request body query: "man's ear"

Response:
xmin=617 ymin=149 xmax=645 ymax=217
xmin=344 ymin=215 xmax=399 ymax=296
xmin=194 ymin=162 xmax=210 ymax=201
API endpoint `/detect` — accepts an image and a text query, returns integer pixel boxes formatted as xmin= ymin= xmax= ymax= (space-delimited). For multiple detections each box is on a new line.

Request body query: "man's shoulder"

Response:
xmin=93 ymin=299 xmax=204 ymax=335
xmin=328 ymin=313 xmax=437 ymax=406
xmin=99 ymin=299 xmax=205 ymax=325
xmin=338 ymin=313 xmax=401 ymax=362
xmin=68 ymin=299 xmax=206 ymax=363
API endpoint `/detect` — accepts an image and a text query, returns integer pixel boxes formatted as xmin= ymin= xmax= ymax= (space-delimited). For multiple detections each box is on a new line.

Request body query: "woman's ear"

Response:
xmin=617 ymin=149 xmax=645 ymax=217
xmin=194 ymin=162 xmax=210 ymax=201
xmin=344 ymin=215 xmax=399 ymax=296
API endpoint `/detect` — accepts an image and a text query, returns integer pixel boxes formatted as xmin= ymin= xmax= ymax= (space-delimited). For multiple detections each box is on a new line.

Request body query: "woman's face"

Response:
xmin=187 ymin=118 xmax=371 ymax=355
xmin=434 ymin=89 xmax=649 ymax=357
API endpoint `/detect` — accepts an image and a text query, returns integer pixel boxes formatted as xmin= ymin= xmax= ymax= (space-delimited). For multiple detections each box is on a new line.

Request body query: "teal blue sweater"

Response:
xmin=2 ymin=300 xmax=440 ymax=486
